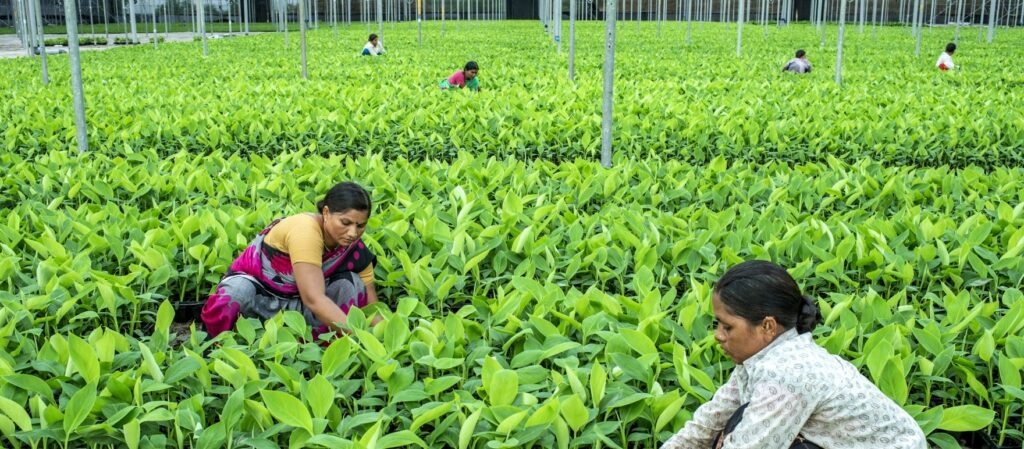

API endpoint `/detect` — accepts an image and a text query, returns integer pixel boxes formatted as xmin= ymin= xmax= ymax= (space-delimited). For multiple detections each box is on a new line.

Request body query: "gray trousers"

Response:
xmin=218 ymin=271 xmax=367 ymax=328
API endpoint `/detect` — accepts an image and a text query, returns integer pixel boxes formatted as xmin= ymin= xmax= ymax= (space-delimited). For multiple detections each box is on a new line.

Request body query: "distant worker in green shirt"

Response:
xmin=439 ymin=61 xmax=480 ymax=91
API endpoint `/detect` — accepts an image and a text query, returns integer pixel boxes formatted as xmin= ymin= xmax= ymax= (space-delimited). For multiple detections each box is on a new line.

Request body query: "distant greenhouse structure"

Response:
xmin=2 ymin=0 xmax=1021 ymax=33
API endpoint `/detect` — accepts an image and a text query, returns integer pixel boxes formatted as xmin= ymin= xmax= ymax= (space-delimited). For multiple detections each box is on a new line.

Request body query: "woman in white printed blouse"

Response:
xmin=661 ymin=260 xmax=927 ymax=449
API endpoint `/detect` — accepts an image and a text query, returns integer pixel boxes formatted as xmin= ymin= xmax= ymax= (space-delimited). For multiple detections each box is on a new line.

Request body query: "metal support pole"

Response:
xmin=987 ymin=0 xmax=996 ymax=41
xmin=152 ymin=0 xmax=157 ymax=47
xmin=569 ymin=0 xmax=575 ymax=81
xmin=556 ymin=0 xmax=562 ymax=53
xmin=129 ymin=0 xmax=137 ymax=42
xmin=377 ymin=0 xmax=383 ymax=42
xmin=198 ymin=0 xmax=207 ymax=55
xmin=955 ymin=0 xmax=963 ymax=41
xmin=300 ymin=0 xmax=308 ymax=78
xmin=65 ymin=0 xmax=90 ymax=152
xmin=33 ymin=0 xmax=48 ymax=84
xmin=873 ymin=0 xmax=879 ymax=34
xmin=819 ymin=0 xmax=827 ymax=47
xmin=686 ymin=0 xmax=691 ymax=44
xmin=913 ymin=0 xmax=922 ymax=55
xmin=836 ymin=0 xmax=847 ymax=84
xmin=417 ymin=0 xmax=422 ymax=45
xmin=600 ymin=0 xmax=615 ymax=169
xmin=24 ymin=0 xmax=37 ymax=57
xmin=284 ymin=0 xmax=290 ymax=47
xmin=860 ymin=0 xmax=866 ymax=30
xmin=736 ymin=0 xmax=744 ymax=57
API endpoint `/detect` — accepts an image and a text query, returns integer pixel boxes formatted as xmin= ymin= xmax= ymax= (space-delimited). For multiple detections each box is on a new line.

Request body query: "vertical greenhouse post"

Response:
xmin=26 ymin=0 xmax=38 ymax=57
xmin=736 ymin=0 xmax=744 ymax=57
xmin=836 ymin=0 xmax=847 ymax=84
xmin=33 ymin=0 xmax=48 ymax=84
xmin=417 ymin=0 xmax=422 ymax=46
xmin=377 ymin=0 xmax=383 ymax=43
xmin=129 ymin=0 xmax=138 ymax=42
xmin=300 ymin=0 xmax=308 ymax=79
xmin=685 ymin=0 xmax=692 ymax=45
xmin=601 ymin=0 xmax=615 ymax=169
xmin=569 ymin=0 xmax=576 ymax=81
xmin=65 ymin=0 xmax=90 ymax=152
xmin=103 ymin=0 xmax=109 ymax=44
xmin=556 ymin=0 xmax=562 ymax=53
xmin=152 ymin=0 xmax=158 ymax=48
xmin=872 ymin=0 xmax=879 ymax=36
xmin=955 ymin=0 xmax=963 ymax=42
xmin=913 ymin=0 xmax=922 ymax=55
xmin=986 ymin=0 xmax=996 ymax=42
xmin=198 ymin=0 xmax=207 ymax=55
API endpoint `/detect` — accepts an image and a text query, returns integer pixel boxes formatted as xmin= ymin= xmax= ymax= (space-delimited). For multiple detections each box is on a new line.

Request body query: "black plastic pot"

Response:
xmin=956 ymin=431 xmax=1022 ymax=449
xmin=172 ymin=301 xmax=204 ymax=323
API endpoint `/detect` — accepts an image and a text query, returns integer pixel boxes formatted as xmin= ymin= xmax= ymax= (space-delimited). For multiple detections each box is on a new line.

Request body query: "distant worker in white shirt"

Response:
xmin=661 ymin=260 xmax=927 ymax=449
xmin=782 ymin=49 xmax=812 ymax=74
xmin=362 ymin=34 xmax=385 ymax=56
xmin=936 ymin=42 xmax=956 ymax=71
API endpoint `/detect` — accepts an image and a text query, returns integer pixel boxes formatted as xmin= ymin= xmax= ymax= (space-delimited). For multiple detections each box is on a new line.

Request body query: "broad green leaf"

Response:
xmin=377 ymin=430 xmax=427 ymax=448
xmin=124 ymin=418 xmax=141 ymax=449
xmin=68 ymin=335 xmax=100 ymax=385
xmin=323 ymin=337 xmax=353 ymax=378
xmin=559 ymin=394 xmax=589 ymax=432
xmin=305 ymin=434 xmax=354 ymax=448
xmin=410 ymin=401 xmax=452 ymax=431
xmin=488 ymin=369 xmax=519 ymax=407
xmin=359 ymin=419 xmax=382 ymax=448
xmin=0 ymin=396 xmax=31 ymax=432
xmin=590 ymin=362 xmax=606 ymax=407
xmin=260 ymin=390 xmax=313 ymax=434
xmin=164 ymin=357 xmax=202 ymax=385
xmin=306 ymin=374 xmax=335 ymax=419
xmin=3 ymin=374 xmax=53 ymax=403
xmin=63 ymin=382 xmax=97 ymax=436
xmin=877 ymin=359 xmax=908 ymax=406
xmin=496 ymin=409 xmax=527 ymax=435
xmin=973 ymin=330 xmax=995 ymax=362
xmin=459 ymin=408 xmax=482 ymax=449
xmin=655 ymin=395 xmax=687 ymax=432
xmin=196 ymin=421 xmax=227 ymax=449
xmin=525 ymin=398 xmax=560 ymax=428
xmin=620 ymin=329 xmax=657 ymax=357
xmin=937 ymin=405 xmax=995 ymax=431
xmin=137 ymin=341 xmax=164 ymax=383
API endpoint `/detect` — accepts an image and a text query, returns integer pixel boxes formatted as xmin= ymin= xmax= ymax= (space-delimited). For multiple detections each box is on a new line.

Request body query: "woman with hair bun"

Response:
xmin=661 ymin=260 xmax=926 ymax=449
xmin=201 ymin=181 xmax=382 ymax=338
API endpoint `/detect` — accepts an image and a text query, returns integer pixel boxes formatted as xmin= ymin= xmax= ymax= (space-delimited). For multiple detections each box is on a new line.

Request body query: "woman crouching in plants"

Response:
xmin=439 ymin=61 xmax=480 ymax=91
xmin=201 ymin=181 xmax=382 ymax=339
xmin=661 ymin=260 xmax=927 ymax=449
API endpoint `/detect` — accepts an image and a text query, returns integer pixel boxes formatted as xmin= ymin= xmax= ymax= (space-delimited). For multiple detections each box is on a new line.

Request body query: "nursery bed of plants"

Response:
xmin=1 ymin=20 xmax=1022 ymax=449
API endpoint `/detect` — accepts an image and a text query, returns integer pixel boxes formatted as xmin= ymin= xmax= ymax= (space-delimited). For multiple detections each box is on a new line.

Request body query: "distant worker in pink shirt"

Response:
xmin=439 ymin=61 xmax=480 ymax=91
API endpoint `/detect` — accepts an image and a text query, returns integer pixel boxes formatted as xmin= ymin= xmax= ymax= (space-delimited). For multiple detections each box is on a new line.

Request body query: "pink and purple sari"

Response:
xmin=201 ymin=218 xmax=375 ymax=337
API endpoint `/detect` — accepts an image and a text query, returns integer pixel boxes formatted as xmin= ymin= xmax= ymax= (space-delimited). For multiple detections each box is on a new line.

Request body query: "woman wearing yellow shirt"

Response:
xmin=202 ymin=182 xmax=379 ymax=338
